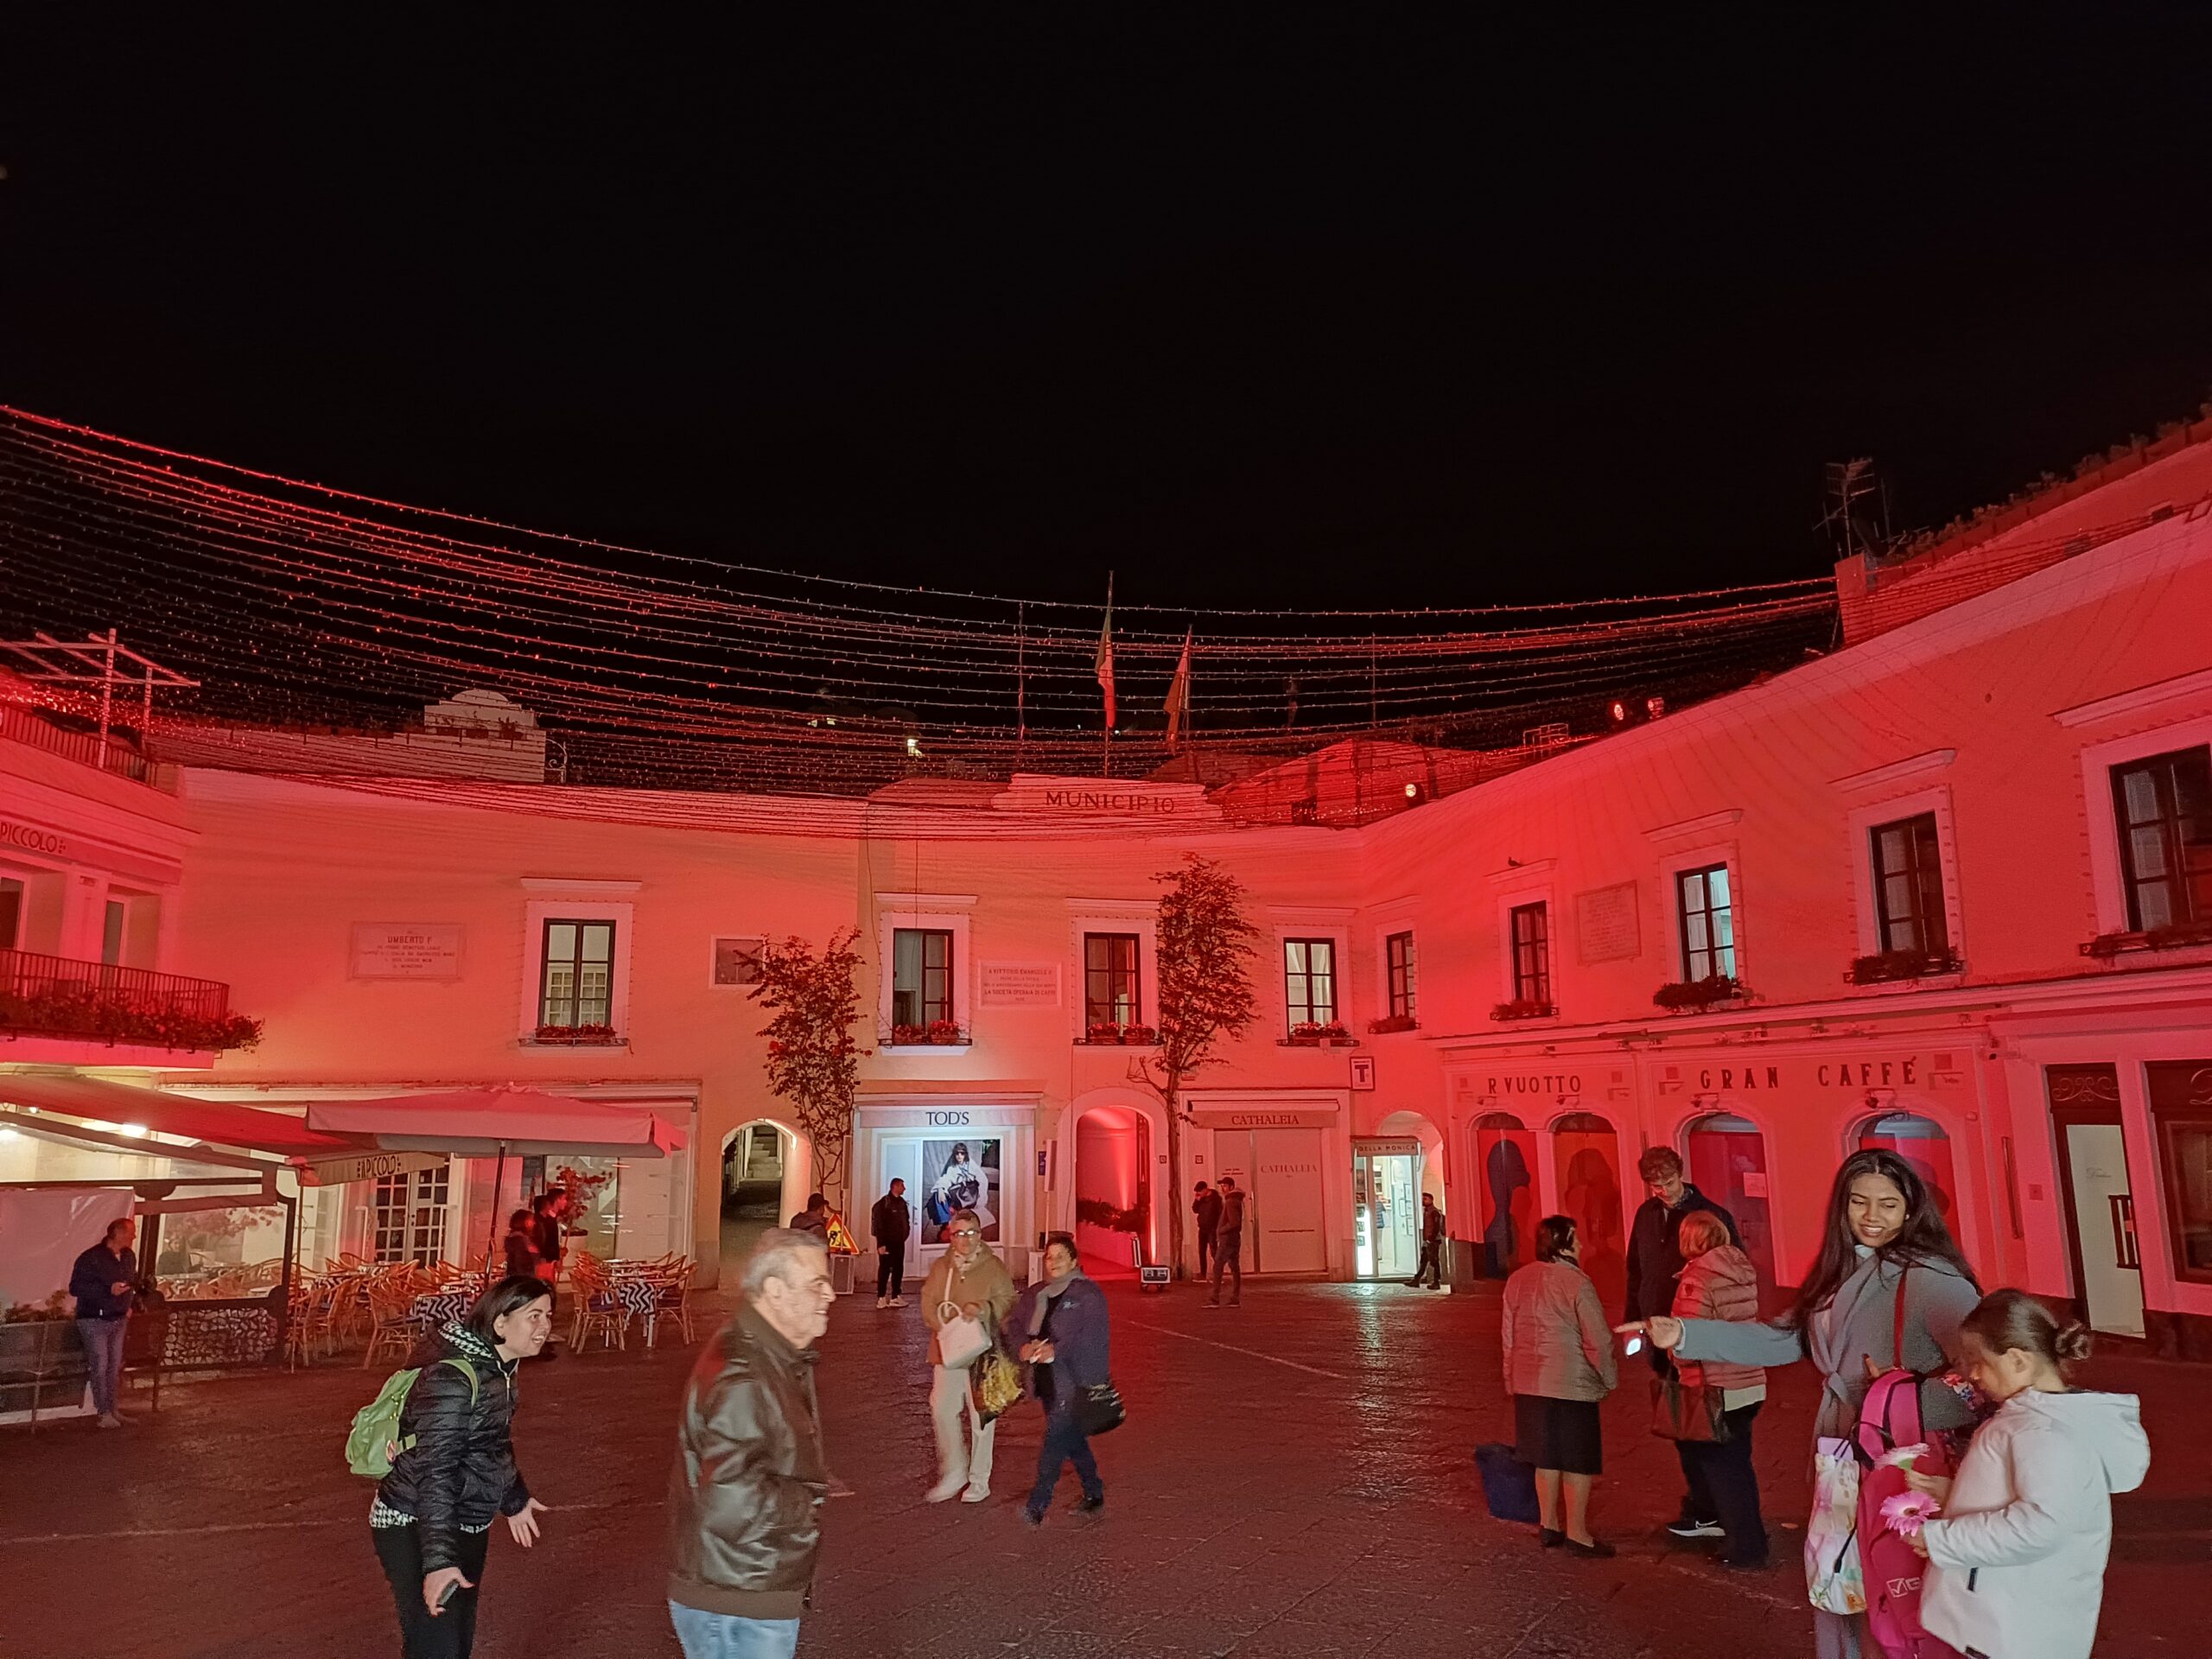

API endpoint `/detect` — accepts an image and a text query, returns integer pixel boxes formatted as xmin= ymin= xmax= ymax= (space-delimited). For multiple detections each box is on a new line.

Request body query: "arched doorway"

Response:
xmin=1856 ymin=1111 xmax=1958 ymax=1224
xmin=1554 ymin=1112 xmax=1626 ymax=1313
xmin=1472 ymin=1112 xmax=1537 ymax=1278
xmin=719 ymin=1120 xmax=805 ymax=1278
xmin=1073 ymin=1104 xmax=1152 ymax=1278
xmin=1683 ymin=1112 xmax=1777 ymax=1306
xmin=1355 ymin=1111 xmax=1444 ymax=1281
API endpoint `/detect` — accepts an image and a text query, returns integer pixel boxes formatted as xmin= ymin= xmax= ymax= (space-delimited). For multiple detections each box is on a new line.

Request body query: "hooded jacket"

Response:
xmin=372 ymin=1323 xmax=531 ymax=1573
xmin=1921 ymin=1389 xmax=2150 ymax=1659
xmin=667 ymin=1302 xmax=829 ymax=1619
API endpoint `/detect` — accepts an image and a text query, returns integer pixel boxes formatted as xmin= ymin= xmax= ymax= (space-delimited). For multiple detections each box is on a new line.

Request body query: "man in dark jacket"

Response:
xmin=670 ymin=1228 xmax=835 ymax=1659
xmin=1624 ymin=1146 xmax=1740 ymax=1540
xmin=1207 ymin=1177 xmax=1246 ymax=1307
xmin=790 ymin=1192 xmax=830 ymax=1239
xmin=1191 ymin=1181 xmax=1222 ymax=1276
xmin=68 ymin=1215 xmax=140 ymax=1427
xmin=1407 ymin=1192 xmax=1446 ymax=1289
xmin=870 ymin=1179 xmax=911 ymax=1308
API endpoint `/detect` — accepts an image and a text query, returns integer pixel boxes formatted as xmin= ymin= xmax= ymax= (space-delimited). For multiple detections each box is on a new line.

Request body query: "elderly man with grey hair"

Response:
xmin=667 ymin=1227 xmax=836 ymax=1659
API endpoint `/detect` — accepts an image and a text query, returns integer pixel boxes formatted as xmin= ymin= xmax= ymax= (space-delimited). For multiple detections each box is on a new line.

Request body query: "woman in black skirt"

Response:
xmin=1500 ymin=1214 xmax=1620 ymax=1556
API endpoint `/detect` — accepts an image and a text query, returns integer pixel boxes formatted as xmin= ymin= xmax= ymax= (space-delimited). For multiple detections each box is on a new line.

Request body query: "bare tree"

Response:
xmin=751 ymin=929 xmax=864 ymax=1208
xmin=1135 ymin=855 xmax=1258 ymax=1278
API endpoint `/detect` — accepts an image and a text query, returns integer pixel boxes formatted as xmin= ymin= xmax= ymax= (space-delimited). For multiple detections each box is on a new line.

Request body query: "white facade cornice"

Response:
xmin=2051 ymin=664 xmax=2212 ymax=728
xmin=1830 ymin=750 xmax=1955 ymax=791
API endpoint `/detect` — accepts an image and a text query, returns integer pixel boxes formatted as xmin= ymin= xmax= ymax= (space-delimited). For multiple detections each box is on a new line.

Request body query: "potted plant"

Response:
xmin=2083 ymin=919 xmax=2212 ymax=958
xmin=532 ymin=1021 xmax=620 ymax=1046
xmin=1491 ymin=998 xmax=1557 ymax=1021
xmin=925 ymin=1019 xmax=968 ymax=1046
xmin=1085 ymin=1020 xmax=1125 ymax=1044
xmin=1286 ymin=1020 xmax=1355 ymax=1046
xmin=1652 ymin=974 xmax=1749 ymax=1012
xmin=1846 ymin=948 xmax=1962 ymax=984
xmin=889 ymin=1023 xmax=928 ymax=1046
xmin=1122 ymin=1023 xmax=1158 ymax=1046
xmin=1367 ymin=1013 xmax=1418 ymax=1034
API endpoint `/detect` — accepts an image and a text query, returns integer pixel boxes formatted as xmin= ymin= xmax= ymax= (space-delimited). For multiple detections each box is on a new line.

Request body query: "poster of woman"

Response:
xmin=922 ymin=1139 xmax=1000 ymax=1243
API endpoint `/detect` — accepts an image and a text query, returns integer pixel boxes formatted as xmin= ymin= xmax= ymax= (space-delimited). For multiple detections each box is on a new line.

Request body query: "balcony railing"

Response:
xmin=0 ymin=702 xmax=154 ymax=783
xmin=1 ymin=949 xmax=232 ymax=1020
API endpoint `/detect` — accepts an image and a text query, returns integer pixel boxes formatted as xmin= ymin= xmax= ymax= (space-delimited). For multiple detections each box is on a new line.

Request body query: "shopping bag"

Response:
xmin=1806 ymin=1436 xmax=1867 ymax=1616
xmin=1474 ymin=1442 xmax=1541 ymax=1525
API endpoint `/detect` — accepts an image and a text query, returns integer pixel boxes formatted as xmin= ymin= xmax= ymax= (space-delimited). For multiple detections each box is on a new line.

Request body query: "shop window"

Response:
xmin=1676 ymin=864 xmax=1736 ymax=982
xmin=1510 ymin=901 xmax=1551 ymax=1003
xmin=1553 ymin=1112 xmax=1625 ymax=1313
xmin=372 ymin=1166 xmax=450 ymax=1267
xmin=1385 ymin=930 xmax=1418 ymax=1020
xmin=1083 ymin=932 xmax=1141 ymax=1027
xmin=2111 ymin=747 xmax=2212 ymax=931
xmin=1472 ymin=1113 xmax=1536 ymax=1278
xmin=1684 ymin=1114 xmax=1777 ymax=1306
xmin=0 ymin=878 xmax=20 ymax=951
xmin=1870 ymin=814 xmax=1948 ymax=956
xmin=2145 ymin=1061 xmax=2212 ymax=1283
xmin=1284 ymin=937 xmax=1337 ymax=1027
xmin=539 ymin=918 xmax=615 ymax=1029
xmin=892 ymin=927 xmax=954 ymax=1027
xmin=1857 ymin=1111 xmax=1957 ymax=1228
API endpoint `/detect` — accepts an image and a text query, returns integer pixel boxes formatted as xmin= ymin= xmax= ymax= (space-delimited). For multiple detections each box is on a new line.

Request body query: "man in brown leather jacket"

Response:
xmin=668 ymin=1227 xmax=836 ymax=1659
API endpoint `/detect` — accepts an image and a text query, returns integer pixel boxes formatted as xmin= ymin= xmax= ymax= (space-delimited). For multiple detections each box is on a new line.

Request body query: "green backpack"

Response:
xmin=345 ymin=1357 xmax=479 ymax=1478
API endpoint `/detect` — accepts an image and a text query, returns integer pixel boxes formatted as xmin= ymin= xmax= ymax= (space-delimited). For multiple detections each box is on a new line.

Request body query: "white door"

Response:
xmin=1250 ymin=1128 xmax=1327 ymax=1274
xmin=2063 ymin=1122 xmax=2145 ymax=1338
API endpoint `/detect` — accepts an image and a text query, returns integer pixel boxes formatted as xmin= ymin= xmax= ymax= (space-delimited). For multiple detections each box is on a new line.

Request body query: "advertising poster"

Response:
xmin=920 ymin=1138 xmax=1000 ymax=1243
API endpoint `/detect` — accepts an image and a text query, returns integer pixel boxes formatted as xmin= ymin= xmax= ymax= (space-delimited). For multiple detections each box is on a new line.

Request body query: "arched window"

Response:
xmin=1857 ymin=1111 xmax=1956 ymax=1225
xmin=1683 ymin=1113 xmax=1777 ymax=1304
xmin=1553 ymin=1113 xmax=1624 ymax=1312
xmin=1472 ymin=1112 xmax=1535 ymax=1278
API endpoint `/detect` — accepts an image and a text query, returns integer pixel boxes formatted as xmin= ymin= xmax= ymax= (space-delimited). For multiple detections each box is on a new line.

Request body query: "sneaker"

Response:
xmin=925 ymin=1478 xmax=966 ymax=1503
xmin=1205 ymin=1299 xmax=1222 ymax=1309
xmin=875 ymin=1296 xmax=889 ymax=1309
xmin=96 ymin=1412 xmax=124 ymax=1429
xmin=962 ymin=1486 xmax=990 ymax=1503
xmin=1667 ymin=1518 xmax=1726 ymax=1540
xmin=889 ymin=1296 xmax=906 ymax=1307
xmin=1077 ymin=1494 xmax=1104 ymax=1514
xmin=1022 ymin=1507 xmax=1046 ymax=1528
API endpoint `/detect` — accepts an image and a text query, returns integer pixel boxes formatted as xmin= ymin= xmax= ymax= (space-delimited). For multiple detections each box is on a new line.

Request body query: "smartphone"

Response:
xmin=1622 ymin=1333 xmax=1645 ymax=1357
xmin=435 ymin=1579 xmax=462 ymax=1611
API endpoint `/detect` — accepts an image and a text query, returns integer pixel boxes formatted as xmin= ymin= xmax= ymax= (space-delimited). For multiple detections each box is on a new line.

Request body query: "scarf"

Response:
xmin=1027 ymin=1264 xmax=1084 ymax=1337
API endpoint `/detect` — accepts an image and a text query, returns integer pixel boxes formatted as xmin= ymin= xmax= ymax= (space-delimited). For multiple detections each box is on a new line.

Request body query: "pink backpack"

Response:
xmin=1853 ymin=1268 xmax=1962 ymax=1659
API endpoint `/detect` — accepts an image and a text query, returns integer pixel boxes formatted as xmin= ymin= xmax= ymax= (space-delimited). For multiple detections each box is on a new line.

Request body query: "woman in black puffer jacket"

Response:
xmin=371 ymin=1275 xmax=555 ymax=1658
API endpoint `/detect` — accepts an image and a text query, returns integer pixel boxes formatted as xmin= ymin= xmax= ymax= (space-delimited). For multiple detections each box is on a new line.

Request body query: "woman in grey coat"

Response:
xmin=1624 ymin=1148 xmax=1980 ymax=1659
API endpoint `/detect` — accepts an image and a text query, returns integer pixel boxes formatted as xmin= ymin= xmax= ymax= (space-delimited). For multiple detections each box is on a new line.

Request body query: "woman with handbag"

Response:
xmin=1625 ymin=1148 xmax=1980 ymax=1659
xmin=1668 ymin=1209 xmax=1768 ymax=1570
xmin=1003 ymin=1231 xmax=1114 ymax=1527
xmin=1500 ymin=1214 xmax=1619 ymax=1557
xmin=919 ymin=1206 xmax=1016 ymax=1503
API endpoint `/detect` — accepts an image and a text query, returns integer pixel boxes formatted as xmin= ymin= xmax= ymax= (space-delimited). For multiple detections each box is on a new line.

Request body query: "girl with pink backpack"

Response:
xmin=1624 ymin=1149 xmax=1981 ymax=1659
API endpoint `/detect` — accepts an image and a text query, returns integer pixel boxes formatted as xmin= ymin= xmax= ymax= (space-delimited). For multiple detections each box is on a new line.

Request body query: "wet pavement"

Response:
xmin=0 ymin=1275 xmax=2198 ymax=1658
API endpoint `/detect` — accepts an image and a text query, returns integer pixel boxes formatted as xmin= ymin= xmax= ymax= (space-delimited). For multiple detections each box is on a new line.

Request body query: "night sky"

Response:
xmin=5 ymin=11 xmax=2211 ymax=613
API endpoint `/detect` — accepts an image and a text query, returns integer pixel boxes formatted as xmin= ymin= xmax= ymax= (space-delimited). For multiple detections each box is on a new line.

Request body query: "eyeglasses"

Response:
xmin=951 ymin=1230 xmax=981 ymax=1239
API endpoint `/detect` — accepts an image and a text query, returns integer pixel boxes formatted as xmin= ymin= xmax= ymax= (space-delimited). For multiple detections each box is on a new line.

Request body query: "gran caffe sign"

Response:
xmin=1472 ymin=1052 xmax=1941 ymax=1101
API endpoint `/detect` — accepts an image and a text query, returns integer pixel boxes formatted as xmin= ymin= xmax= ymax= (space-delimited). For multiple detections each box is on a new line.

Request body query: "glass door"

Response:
xmin=1352 ymin=1141 xmax=1421 ymax=1279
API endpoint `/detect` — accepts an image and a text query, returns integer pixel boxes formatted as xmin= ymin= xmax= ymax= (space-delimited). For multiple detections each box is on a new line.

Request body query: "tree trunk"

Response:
xmin=1163 ymin=1075 xmax=1187 ymax=1278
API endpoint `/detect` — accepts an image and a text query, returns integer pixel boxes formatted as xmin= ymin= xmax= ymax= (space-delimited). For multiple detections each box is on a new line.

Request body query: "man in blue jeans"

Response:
xmin=69 ymin=1214 xmax=140 ymax=1428
xmin=668 ymin=1228 xmax=836 ymax=1659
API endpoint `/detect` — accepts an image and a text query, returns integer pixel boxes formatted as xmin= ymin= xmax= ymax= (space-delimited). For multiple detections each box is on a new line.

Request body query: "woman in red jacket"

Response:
xmin=1669 ymin=1209 xmax=1768 ymax=1569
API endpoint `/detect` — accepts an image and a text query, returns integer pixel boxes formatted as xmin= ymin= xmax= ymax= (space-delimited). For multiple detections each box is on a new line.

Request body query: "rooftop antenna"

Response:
xmin=1822 ymin=457 xmax=1892 ymax=563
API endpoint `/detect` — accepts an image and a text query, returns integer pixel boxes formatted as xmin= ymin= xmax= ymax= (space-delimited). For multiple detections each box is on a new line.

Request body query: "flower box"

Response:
xmin=1490 ymin=999 xmax=1557 ymax=1022
xmin=1284 ymin=1021 xmax=1356 ymax=1047
xmin=2082 ymin=920 xmax=2212 ymax=959
xmin=531 ymin=1022 xmax=622 ymax=1046
xmin=1366 ymin=1014 xmax=1419 ymax=1034
xmin=1845 ymin=950 xmax=1962 ymax=985
xmin=1084 ymin=1022 xmax=1159 ymax=1046
xmin=0 ymin=988 xmax=263 ymax=1053
xmin=1652 ymin=975 xmax=1750 ymax=1012
xmin=887 ymin=1021 xmax=969 ymax=1046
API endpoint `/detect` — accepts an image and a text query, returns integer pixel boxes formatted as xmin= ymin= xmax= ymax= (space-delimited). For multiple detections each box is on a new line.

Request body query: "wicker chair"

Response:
xmin=641 ymin=1258 xmax=696 ymax=1349
xmin=361 ymin=1266 xmax=431 ymax=1369
xmin=569 ymin=1254 xmax=631 ymax=1352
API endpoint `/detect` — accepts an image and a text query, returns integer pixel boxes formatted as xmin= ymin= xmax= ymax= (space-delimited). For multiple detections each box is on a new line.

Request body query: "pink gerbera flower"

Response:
xmin=1874 ymin=1442 xmax=1930 ymax=1471
xmin=1880 ymin=1490 xmax=1940 ymax=1536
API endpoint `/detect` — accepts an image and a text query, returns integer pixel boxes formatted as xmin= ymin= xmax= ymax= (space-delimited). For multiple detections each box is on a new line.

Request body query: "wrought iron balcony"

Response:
xmin=0 ymin=948 xmax=257 ymax=1052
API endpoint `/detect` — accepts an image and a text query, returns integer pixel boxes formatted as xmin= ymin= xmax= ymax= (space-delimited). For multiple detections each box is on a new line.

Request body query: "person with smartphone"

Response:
xmin=371 ymin=1275 xmax=554 ymax=1659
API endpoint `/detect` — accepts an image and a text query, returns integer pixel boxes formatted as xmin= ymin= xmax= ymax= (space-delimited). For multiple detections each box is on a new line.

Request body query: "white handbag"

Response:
xmin=936 ymin=1268 xmax=989 ymax=1369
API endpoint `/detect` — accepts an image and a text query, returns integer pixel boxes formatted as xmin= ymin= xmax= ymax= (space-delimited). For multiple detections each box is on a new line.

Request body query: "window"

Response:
xmin=371 ymin=1166 xmax=450 ymax=1267
xmin=893 ymin=927 xmax=954 ymax=1027
xmin=1676 ymin=864 xmax=1736 ymax=981
xmin=2146 ymin=1062 xmax=2212 ymax=1283
xmin=1385 ymin=930 xmax=1418 ymax=1020
xmin=1084 ymin=932 xmax=1140 ymax=1027
xmin=1510 ymin=901 xmax=1551 ymax=1004
xmin=101 ymin=899 xmax=126 ymax=966
xmin=1870 ymin=813 xmax=1948 ymax=956
xmin=1284 ymin=938 xmax=1338 ymax=1027
xmin=539 ymin=918 xmax=615 ymax=1029
xmin=2111 ymin=747 xmax=2212 ymax=931
xmin=0 ymin=878 xmax=20 ymax=951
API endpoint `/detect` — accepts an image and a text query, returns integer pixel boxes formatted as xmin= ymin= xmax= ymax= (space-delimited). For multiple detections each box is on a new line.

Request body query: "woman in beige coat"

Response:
xmin=918 ymin=1206 xmax=1017 ymax=1503
xmin=1500 ymin=1214 xmax=1619 ymax=1557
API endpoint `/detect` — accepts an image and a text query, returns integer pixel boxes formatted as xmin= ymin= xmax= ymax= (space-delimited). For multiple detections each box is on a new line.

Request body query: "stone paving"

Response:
xmin=0 ymin=1274 xmax=2200 ymax=1658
